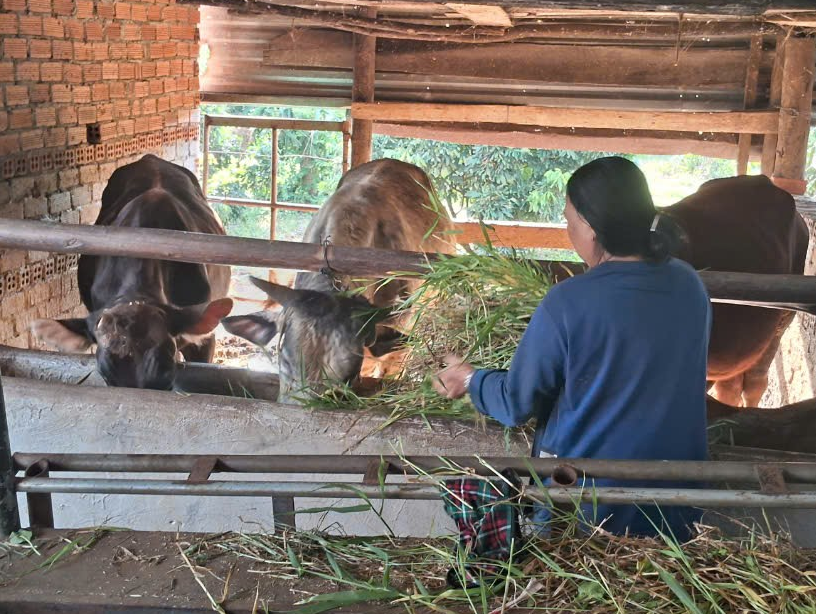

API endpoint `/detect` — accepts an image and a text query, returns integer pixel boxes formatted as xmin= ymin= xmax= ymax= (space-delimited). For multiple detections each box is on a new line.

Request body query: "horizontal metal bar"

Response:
xmin=205 ymin=114 xmax=350 ymax=133
xmin=14 ymin=452 xmax=816 ymax=484
xmin=208 ymin=196 xmax=321 ymax=212
xmin=16 ymin=477 xmax=816 ymax=508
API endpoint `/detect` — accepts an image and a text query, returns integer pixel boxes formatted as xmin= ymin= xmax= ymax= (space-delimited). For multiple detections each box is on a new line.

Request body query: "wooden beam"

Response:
xmin=445 ymin=3 xmax=512 ymax=26
xmin=772 ymin=35 xmax=816 ymax=193
xmin=453 ymin=221 xmax=572 ymax=249
xmin=353 ymin=102 xmax=781 ymax=134
xmin=351 ymin=7 xmax=376 ymax=167
xmin=737 ymin=34 xmax=763 ymax=175
xmin=374 ymin=121 xmax=760 ymax=159
xmin=761 ymin=33 xmax=786 ymax=176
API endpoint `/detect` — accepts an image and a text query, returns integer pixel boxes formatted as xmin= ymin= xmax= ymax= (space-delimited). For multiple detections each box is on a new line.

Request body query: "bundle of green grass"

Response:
xmin=310 ymin=246 xmax=553 ymax=423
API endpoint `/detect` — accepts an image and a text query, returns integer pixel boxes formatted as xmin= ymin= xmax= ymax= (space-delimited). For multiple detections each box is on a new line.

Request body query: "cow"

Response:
xmin=31 ymin=154 xmax=233 ymax=390
xmin=221 ymin=158 xmax=456 ymax=403
xmin=666 ymin=174 xmax=809 ymax=407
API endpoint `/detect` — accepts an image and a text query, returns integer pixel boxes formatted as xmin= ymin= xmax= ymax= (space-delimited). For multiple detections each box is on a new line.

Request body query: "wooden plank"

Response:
xmin=761 ymin=33 xmax=785 ymax=176
xmin=353 ymin=102 xmax=781 ymax=134
xmin=351 ymin=7 xmax=376 ymax=166
xmin=453 ymin=220 xmax=572 ymax=249
xmin=206 ymin=114 xmax=349 ymax=132
xmin=374 ymin=121 xmax=757 ymax=159
xmin=446 ymin=3 xmax=512 ymax=26
xmin=262 ymin=32 xmax=766 ymax=89
xmin=737 ymin=34 xmax=763 ymax=175
xmin=772 ymin=35 xmax=816 ymax=192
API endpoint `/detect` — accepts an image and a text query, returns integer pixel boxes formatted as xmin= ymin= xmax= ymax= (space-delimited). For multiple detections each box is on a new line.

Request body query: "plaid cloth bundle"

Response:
xmin=441 ymin=469 xmax=523 ymax=587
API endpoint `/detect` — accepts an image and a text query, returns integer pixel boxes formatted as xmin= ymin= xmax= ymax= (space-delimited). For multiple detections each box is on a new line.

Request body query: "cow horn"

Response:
xmin=249 ymin=276 xmax=300 ymax=305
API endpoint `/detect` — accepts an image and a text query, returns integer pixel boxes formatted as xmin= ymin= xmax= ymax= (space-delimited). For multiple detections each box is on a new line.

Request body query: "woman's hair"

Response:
xmin=566 ymin=156 xmax=683 ymax=262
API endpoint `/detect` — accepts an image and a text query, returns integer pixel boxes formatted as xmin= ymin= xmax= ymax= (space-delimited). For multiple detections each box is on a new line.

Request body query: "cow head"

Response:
xmin=31 ymin=298 xmax=233 ymax=390
xmin=221 ymin=277 xmax=403 ymax=403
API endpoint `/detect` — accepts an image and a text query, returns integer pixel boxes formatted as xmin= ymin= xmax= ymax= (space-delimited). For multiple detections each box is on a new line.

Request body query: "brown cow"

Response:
xmin=32 ymin=155 xmax=233 ymax=390
xmin=667 ymin=175 xmax=808 ymax=407
xmin=222 ymin=158 xmax=455 ymax=403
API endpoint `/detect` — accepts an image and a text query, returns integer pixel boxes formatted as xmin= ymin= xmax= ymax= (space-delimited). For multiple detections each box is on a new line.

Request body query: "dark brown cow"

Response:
xmin=32 ymin=154 xmax=233 ymax=390
xmin=667 ymin=175 xmax=808 ymax=407
xmin=222 ymin=158 xmax=455 ymax=403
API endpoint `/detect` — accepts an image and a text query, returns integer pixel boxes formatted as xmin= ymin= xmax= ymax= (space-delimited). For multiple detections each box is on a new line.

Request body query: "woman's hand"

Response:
xmin=432 ymin=354 xmax=476 ymax=399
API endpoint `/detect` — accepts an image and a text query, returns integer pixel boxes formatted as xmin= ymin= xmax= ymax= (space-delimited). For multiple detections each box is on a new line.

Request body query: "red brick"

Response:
xmin=85 ymin=21 xmax=102 ymax=40
xmin=28 ymin=0 xmax=50 ymax=13
xmin=162 ymin=77 xmax=174 ymax=92
xmin=140 ymin=23 xmax=155 ymax=40
xmin=118 ymin=118 xmax=135 ymax=135
xmin=40 ymin=62 xmax=61 ymax=81
xmin=119 ymin=63 xmax=135 ymax=80
xmin=83 ymin=64 xmax=101 ymax=82
xmin=0 ymin=62 xmax=12 ymax=81
xmin=96 ymin=103 xmax=112 ymax=121
xmin=159 ymin=5 xmax=175 ymax=19
xmin=42 ymin=17 xmax=64 ymax=37
xmin=52 ymin=0 xmax=73 ymax=15
xmin=104 ymin=23 xmax=119 ymax=39
xmin=0 ymin=134 xmax=20 ymax=156
xmin=72 ymin=84 xmax=90 ymax=102
xmin=131 ymin=99 xmax=141 ymax=115
xmin=72 ymin=41 xmax=90 ymax=61
xmin=148 ymin=115 xmax=163 ymax=131
xmin=134 ymin=116 xmax=149 ymax=133
xmin=0 ymin=111 xmax=6 ymax=131
xmin=170 ymin=93 xmax=183 ymax=109
xmin=63 ymin=63 xmax=81 ymax=83
xmin=66 ymin=126 xmax=84 ymax=145
xmin=133 ymin=80 xmax=148 ymax=97
xmin=47 ymin=125 xmax=67 ymax=144
xmin=141 ymin=62 xmax=155 ymax=78
xmin=101 ymin=62 xmax=117 ymax=79
xmin=29 ymin=83 xmax=49 ymax=102
xmin=51 ymin=83 xmax=70 ymax=102
xmin=35 ymin=107 xmax=56 ymax=127
xmin=130 ymin=3 xmax=146 ymax=20
xmin=19 ymin=15 xmax=42 ymax=35
xmin=91 ymin=82 xmax=108 ymax=101
xmin=188 ymin=6 xmax=200 ymax=24
xmin=5 ymin=84 xmax=28 ymax=105
xmin=114 ymin=2 xmax=130 ymax=18
xmin=95 ymin=1 xmax=113 ymax=18
xmin=155 ymin=60 xmax=169 ymax=77
xmin=142 ymin=98 xmax=156 ymax=114
xmin=16 ymin=62 xmax=39 ymax=81
xmin=109 ymin=81 xmax=125 ymax=97
xmin=156 ymin=24 xmax=169 ymax=41
xmin=58 ymin=105 xmax=76 ymax=124
xmin=148 ymin=79 xmax=162 ymax=95
xmin=156 ymin=95 xmax=170 ymax=113
xmin=113 ymin=99 xmax=129 ymax=117
xmin=3 ymin=38 xmax=26 ymax=59
xmin=122 ymin=23 xmax=139 ymax=40
xmin=29 ymin=38 xmax=52 ymax=58
xmin=9 ymin=109 xmax=32 ymax=129
xmin=92 ymin=42 xmax=108 ymax=61
xmin=99 ymin=121 xmax=115 ymax=141
xmin=109 ymin=42 xmax=126 ymax=59
xmin=1 ymin=0 xmax=26 ymax=10
xmin=126 ymin=42 xmax=142 ymax=59
xmin=52 ymin=39 xmax=72 ymax=59
xmin=77 ymin=106 xmax=96 ymax=123
xmin=0 ymin=13 xmax=17 ymax=34
xmin=74 ymin=0 xmax=92 ymax=18
xmin=62 ymin=18 xmax=82 ymax=38
xmin=20 ymin=130 xmax=44 ymax=151
xmin=169 ymin=58 xmax=182 ymax=75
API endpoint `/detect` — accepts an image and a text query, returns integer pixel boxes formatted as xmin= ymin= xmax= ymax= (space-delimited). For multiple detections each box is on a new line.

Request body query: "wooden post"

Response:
xmin=761 ymin=34 xmax=786 ymax=177
xmin=351 ymin=8 xmax=376 ymax=167
xmin=737 ymin=35 xmax=762 ymax=175
xmin=772 ymin=35 xmax=816 ymax=194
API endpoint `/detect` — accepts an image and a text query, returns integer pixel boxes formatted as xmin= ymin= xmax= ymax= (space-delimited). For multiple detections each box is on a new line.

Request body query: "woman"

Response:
xmin=434 ymin=156 xmax=710 ymax=540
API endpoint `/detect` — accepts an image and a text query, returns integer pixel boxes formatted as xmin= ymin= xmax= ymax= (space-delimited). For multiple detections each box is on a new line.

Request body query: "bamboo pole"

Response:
xmin=772 ymin=35 xmax=816 ymax=195
xmin=736 ymin=34 xmax=762 ymax=175
xmin=351 ymin=7 xmax=376 ymax=167
xmin=1 ymin=219 xmax=816 ymax=310
xmin=761 ymin=33 xmax=786 ymax=176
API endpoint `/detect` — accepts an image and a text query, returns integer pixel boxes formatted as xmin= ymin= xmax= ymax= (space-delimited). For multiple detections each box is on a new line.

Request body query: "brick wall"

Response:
xmin=0 ymin=0 xmax=201 ymax=347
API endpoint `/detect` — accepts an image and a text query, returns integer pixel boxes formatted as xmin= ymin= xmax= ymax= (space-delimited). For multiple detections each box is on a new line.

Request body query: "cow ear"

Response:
xmin=365 ymin=325 xmax=408 ymax=357
xmin=221 ymin=312 xmax=279 ymax=347
xmin=171 ymin=297 xmax=234 ymax=337
xmin=31 ymin=318 xmax=93 ymax=352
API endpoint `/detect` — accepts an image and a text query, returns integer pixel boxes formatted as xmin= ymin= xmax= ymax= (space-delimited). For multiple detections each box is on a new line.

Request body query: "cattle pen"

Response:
xmin=3 ymin=0 xmax=816 ymax=611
